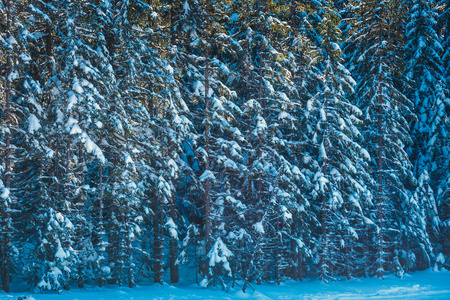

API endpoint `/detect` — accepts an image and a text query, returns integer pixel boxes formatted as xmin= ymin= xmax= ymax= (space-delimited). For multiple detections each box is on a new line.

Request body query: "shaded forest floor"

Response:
xmin=1 ymin=269 xmax=449 ymax=300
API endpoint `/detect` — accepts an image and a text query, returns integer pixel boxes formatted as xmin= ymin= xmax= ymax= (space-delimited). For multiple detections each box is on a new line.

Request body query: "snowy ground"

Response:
xmin=1 ymin=270 xmax=449 ymax=300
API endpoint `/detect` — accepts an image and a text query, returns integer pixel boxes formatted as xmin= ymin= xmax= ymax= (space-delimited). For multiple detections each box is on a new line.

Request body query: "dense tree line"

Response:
xmin=0 ymin=0 xmax=449 ymax=292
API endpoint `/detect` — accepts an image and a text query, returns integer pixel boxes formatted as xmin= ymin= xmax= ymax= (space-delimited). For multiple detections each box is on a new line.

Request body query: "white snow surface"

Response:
xmin=253 ymin=221 xmax=265 ymax=234
xmin=28 ymin=114 xmax=41 ymax=133
xmin=0 ymin=187 xmax=10 ymax=199
xmin=199 ymin=170 xmax=216 ymax=182
xmin=2 ymin=270 xmax=450 ymax=300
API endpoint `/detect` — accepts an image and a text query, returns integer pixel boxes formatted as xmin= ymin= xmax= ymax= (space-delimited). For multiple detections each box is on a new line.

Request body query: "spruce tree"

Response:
xmin=230 ymin=0 xmax=315 ymax=285
xmin=164 ymin=0 xmax=250 ymax=288
xmin=313 ymin=3 xmax=372 ymax=281
xmin=0 ymin=0 xmax=47 ymax=291
xmin=404 ymin=0 xmax=447 ymax=270
xmin=347 ymin=0 xmax=416 ymax=278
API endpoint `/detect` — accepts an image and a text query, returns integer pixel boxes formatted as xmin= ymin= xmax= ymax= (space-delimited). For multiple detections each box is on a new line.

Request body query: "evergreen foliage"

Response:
xmin=0 ymin=0 xmax=449 ymax=292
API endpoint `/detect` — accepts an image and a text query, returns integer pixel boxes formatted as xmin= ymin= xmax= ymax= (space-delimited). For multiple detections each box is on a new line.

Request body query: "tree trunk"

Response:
xmin=169 ymin=199 xmax=179 ymax=283
xmin=290 ymin=239 xmax=297 ymax=280
xmin=376 ymin=85 xmax=385 ymax=279
xmin=320 ymin=208 xmax=329 ymax=281
xmin=203 ymin=0 xmax=212 ymax=255
xmin=257 ymin=48 xmax=264 ymax=209
xmin=343 ymin=208 xmax=351 ymax=280
xmin=153 ymin=197 xmax=163 ymax=284
xmin=298 ymin=251 xmax=303 ymax=281
xmin=275 ymin=222 xmax=280 ymax=285
xmin=259 ymin=50 xmax=266 ymax=117
xmin=117 ymin=211 xmax=124 ymax=287
xmin=127 ymin=218 xmax=133 ymax=288
xmin=405 ymin=237 xmax=410 ymax=273
xmin=320 ymin=82 xmax=330 ymax=282
xmin=65 ymin=139 xmax=71 ymax=211
xmin=363 ymin=222 xmax=368 ymax=278
xmin=108 ymin=206 xmax=117 ymax=285
xmin=245 ymin=46 xmax=253 ymax=203
xmin=98 ymin=164 xmax=105 ymax=287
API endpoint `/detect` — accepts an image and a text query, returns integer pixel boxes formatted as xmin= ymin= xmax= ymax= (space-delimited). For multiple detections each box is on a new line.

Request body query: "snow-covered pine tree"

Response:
xmin=0 ymin=0 xmax=16 ymax=291
xmin=282 ymin=1 xmax=325 ymax=281
xmin=93 ymin=0 xmax=190 ymax=287
xmin=126 ymin=6 xmax=190 ymax=285
xmin=0 ymin=0 xmax=47 ymax=291
xmin=312 ymin=3 xmax=372 ymax=281
xmin=85 ymin=0 xmax=119 ymax=287
xmin=46 ymin=0 xmax=114 ymax=288
xmin=347 ymin=0 xmax=417 ymax=278
xmin=173 ymin=0 xmax=249 ymax=288
xmin=13 ymin=0 xmax=107 ymax=290
xmin=404 ymin=0 xmax=448 ymax=271
xmin=148 ymin=1 xmax=200 ymax=285
xmin=97 ymin=0 xmax=145 ymax=287
xmin=405 ymin=0 xmax=448 ymax=189
xmin=229 ymin=0 xmax=315 ymax=285
xmin=160 ymin=5 xmax=200 ymax=284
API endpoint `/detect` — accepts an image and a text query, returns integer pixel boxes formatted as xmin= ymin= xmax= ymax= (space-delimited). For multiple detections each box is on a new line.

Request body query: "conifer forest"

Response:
xmin=1 ymin=0 xmax=450 ymax=293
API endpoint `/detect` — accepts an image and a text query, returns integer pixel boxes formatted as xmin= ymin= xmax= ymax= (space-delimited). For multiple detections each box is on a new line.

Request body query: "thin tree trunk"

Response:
xmin=290 ymin=239 xmax=297 ymax=280
xmin=257 ymin=48 xmax=264 ymax=208
xmin=275 ymin=222 xmax=280 ymax=285
xmin=203 ymin=0 xmax=212 ymax=255
xmin=153 ymin=197 xmax=163 ymax=284
xmin=320 ymin=80 xmax=330 ymax=282
xmin=363 ymin=222 xmax=368 ymax=278
xmin=43 ymin=1 xmax=53 ymax=105
xmin=259 ymin=50 xmax=266 ymax=117
xmin=108 ymin=207 xmax=117 ymax=285
xmin=117 ymin=214 xmax=123 ymax=287
xmin=169 ymin=199 xmax=179 ymax=283
xmin=405 ymin=237 xmax=410 ymax=273
xmin=127 ymin=210 xmax=133 ymax=288
xmin=376 ymin=84 xmax=384 ymax=279
xmin=98 ymin=164 xmax=105 ymax=287
xmin=254 ymin=47 xmax=265 ymax=286
xmin=65 ymin=139 xmax=71 ymax=212
xmin=245 ymin=47 xmax=253 ymax=202
xmin=76 ymin=146 xmax=84 ymax=288
xmin=298 ymin=251 xmax=303 ymax=281
xmin=320 ymin=213 xmax=329 ymax=281
xmin=344 ymin=208 xmax=351 ymax=280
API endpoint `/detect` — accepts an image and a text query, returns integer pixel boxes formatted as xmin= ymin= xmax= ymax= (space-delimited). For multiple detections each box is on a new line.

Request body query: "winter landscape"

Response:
xmin=1 ymin=0 xmax=450 ymax=298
